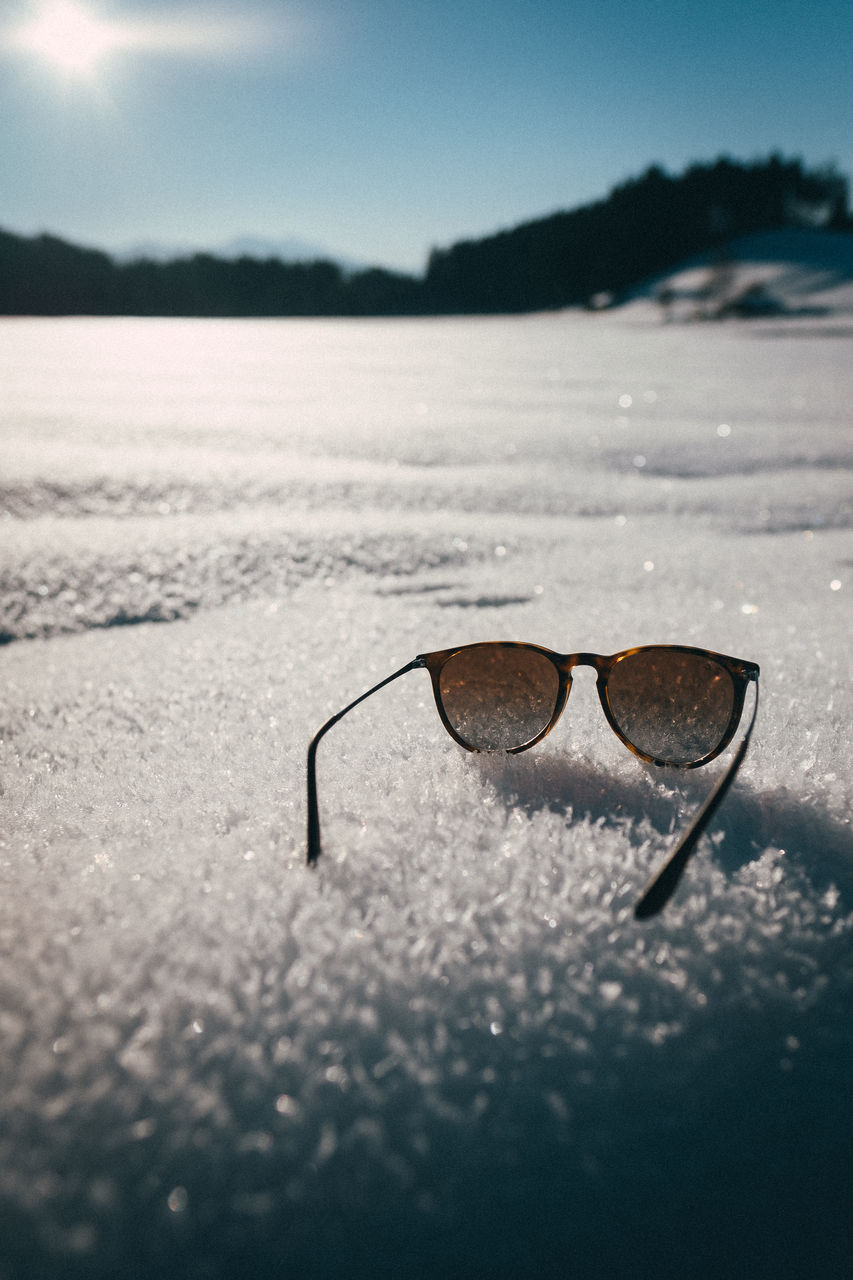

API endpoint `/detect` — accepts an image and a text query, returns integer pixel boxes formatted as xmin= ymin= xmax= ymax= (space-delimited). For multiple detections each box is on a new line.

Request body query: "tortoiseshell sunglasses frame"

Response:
xmin=306 ymin=642 xmax=759 ymax=918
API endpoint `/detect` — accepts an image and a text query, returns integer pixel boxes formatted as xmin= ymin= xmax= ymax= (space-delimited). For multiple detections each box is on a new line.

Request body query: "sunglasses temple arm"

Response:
xmin=634 ymin=681 xmax=760 ymax=920
xmin=306 ymin=659 xmax=424 ymax=867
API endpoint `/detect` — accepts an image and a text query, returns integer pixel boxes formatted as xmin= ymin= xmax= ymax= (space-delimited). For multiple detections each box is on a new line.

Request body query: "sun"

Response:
xmin=7 ymin=3 xmax=295 ymax=86
xmin=15 ymin=1 xmax=124 ymax=77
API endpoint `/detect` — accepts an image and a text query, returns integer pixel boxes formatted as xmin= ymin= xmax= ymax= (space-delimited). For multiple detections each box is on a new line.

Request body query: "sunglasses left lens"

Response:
xmin=437 ymin=644 xmax=560 ymax=750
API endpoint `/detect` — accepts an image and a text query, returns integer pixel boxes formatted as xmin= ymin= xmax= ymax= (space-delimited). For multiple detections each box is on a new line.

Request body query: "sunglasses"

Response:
xmin=306 ymin=642 xmax=759 ymax=918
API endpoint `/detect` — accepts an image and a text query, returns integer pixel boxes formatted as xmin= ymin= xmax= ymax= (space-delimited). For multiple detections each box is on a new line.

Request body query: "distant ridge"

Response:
xmin=1 ymin=154 xmax=850 ymax=316
xmin=114 ymin=234 xmax=363 ymax=270
xmin=422 ymin=155 xmax=850 ymax=313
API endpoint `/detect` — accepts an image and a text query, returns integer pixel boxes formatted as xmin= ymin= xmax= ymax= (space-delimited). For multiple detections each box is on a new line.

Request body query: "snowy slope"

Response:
xmin=622 ymin=227 xmax=853 ymax=320
xmin=0 ymin=314 xmax=851 ymax=1279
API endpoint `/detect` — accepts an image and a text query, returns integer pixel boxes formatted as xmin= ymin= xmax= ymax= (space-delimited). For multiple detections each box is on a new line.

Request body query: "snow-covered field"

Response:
xmin=1 ymin=310 xmax=851 ymax=1278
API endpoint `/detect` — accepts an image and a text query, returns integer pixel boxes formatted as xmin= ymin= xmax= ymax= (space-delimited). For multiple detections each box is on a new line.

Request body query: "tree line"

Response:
xmin=1 ymin=154 xmax=848 ymax=317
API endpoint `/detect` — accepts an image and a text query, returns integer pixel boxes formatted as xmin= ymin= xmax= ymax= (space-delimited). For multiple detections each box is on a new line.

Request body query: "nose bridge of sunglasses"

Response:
xmin=555 ymin=651 xmax=610 ymax=677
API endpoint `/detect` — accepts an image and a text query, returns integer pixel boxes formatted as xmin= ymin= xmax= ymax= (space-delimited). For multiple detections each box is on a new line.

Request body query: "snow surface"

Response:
xmin=626 ymin=227 xmax=853 ymax=320
xmin=1 ymin=310 xmax=852 ymax=1278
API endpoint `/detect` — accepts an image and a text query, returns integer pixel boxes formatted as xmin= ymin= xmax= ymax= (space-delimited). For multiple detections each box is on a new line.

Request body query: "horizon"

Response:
xmin=4 ymin=154 xmax=852 ymax=284
xmin=1 ymin=1 xmax=853 ymax=273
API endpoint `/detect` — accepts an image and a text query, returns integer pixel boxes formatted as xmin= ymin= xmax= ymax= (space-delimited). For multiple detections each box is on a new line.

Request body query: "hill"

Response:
xmin=423 ymin=155 xmax=850 ymax=313
xmin=0 ymin=154 xmax=849 ymax=316
xmin=623 ymin=227 xmax=853 ymax=322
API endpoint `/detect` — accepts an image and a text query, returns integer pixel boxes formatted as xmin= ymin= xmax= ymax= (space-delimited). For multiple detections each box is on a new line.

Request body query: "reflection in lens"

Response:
xmin=438 ymin=644 xmax=560 ymax=750
xmin=606 ymin=648 xmax=735 ymax=764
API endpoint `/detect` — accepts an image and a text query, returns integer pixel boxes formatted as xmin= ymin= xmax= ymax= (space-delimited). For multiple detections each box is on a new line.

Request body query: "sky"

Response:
xmin=1 ymin=0 xmax=851 ymax=273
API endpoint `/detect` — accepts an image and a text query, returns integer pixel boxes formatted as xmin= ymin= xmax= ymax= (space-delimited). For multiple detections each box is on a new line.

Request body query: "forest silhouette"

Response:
xmin=1 ymin=155 xmax=848 ymax=316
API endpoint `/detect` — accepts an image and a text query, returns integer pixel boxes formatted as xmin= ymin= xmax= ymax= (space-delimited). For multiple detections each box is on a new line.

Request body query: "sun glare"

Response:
xmin=8 ymin=2 xmax=290 ymax=80
xmin=16 ymin=1 xmax=124 ymax=77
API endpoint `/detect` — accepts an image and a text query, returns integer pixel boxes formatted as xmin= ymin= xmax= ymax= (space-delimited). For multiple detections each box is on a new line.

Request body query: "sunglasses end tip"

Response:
xmin=633 ymin=875 xmax=673 ymax=920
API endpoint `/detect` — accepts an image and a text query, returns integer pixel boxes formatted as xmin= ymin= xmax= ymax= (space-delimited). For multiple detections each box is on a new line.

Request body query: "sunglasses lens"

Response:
xmin=606 ymin=648 xmax=735 ymax=764
xmin=438 ymin=644 xmax=560 ymax=750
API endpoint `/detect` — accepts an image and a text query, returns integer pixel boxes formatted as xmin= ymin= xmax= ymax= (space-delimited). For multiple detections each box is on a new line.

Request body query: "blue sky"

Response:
xmin=1 ymin=0 xmax=851 ymax=271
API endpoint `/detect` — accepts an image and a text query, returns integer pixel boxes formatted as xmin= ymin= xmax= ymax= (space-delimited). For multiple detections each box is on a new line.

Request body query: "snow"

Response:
xmin=625 ymin=227 xmax=853 ymax=320
xmin=1 ymin=310 xmax=852 ymax=1278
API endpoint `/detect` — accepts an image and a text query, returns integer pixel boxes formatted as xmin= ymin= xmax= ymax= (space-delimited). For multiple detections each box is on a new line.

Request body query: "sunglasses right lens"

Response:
xmin=606 ymin=648 xmax=736 ymax=764
xmin=438 ymin=644 xmax=560 ymax=750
